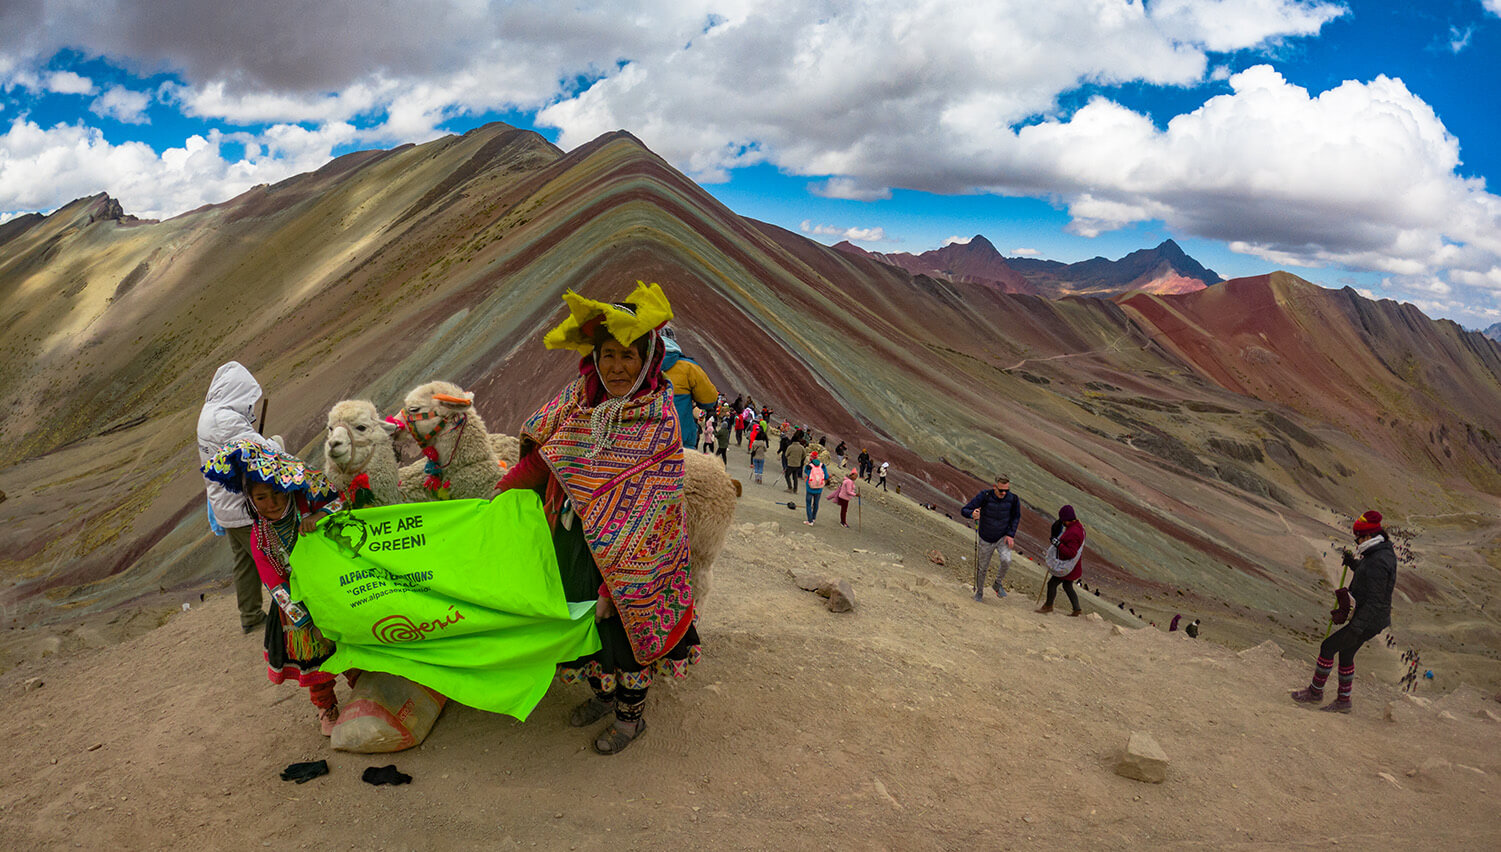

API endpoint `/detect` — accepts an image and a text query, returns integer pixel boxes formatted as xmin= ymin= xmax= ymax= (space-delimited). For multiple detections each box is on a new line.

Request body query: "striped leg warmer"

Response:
xmin=1337 ymin=664 xmax=1355 ymax=701
xmin=1309 ymin=655 xmax=1334 ymax=697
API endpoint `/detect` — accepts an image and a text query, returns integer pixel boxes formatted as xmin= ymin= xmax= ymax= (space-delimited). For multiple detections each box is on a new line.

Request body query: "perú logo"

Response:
xmin=371 ymin=607 xmax=466 ymax=643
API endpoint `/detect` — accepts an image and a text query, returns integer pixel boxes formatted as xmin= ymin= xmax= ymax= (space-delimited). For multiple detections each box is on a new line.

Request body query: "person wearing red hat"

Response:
xmin=1291 ymin=511 xmax=1397 ymax=713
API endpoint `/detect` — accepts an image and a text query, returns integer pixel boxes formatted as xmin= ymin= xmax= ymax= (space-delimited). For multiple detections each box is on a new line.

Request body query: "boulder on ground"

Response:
xmin=1385 ymin=701 xmax=1417 ymax=724
xmin=926 ymin=549 xmax=945 ymax=566
xmin=1115 ymin=731 xmax=1169 ymax=784
xmin=827 ymin=579 xmax=855 ymax=613
xmin=792 ymin=571 xmax=830 ymax=592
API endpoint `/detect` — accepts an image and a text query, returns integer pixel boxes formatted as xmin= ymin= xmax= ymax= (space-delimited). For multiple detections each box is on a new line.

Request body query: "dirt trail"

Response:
xmin=2 ymin=453 xmax=1499 ymax=850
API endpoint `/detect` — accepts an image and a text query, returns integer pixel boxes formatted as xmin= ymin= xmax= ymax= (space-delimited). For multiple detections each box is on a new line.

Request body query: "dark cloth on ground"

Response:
xmin=362 ymin=765 xmax=413 ymax=786
xmin=280 ymin=760 xmax=329 ymax=784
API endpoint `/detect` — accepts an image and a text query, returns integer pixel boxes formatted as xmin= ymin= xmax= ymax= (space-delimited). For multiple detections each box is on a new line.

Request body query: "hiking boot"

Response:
xmin=991 ymin=582 xmax=1007 ymax=598
xmin=1290 ymin=687 xmax=1324 ymax=705
xmin=1068 ymin=609 xmax=1083 ymax=617
xmin=973 ymin=591 xmax=984 ymax=602
xmin=1320 ymin=698 xmax=1353 ymax=714
xmin=1035 ymin=604 xmax=1053 ymax=614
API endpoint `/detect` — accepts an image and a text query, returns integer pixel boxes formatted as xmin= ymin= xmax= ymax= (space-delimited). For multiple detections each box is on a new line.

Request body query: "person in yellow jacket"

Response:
xmin=660 ymin=325 xmax=719 ymax=449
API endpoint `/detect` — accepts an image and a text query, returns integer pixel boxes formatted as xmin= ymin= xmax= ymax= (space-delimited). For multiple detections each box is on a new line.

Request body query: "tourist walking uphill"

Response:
xmin=196 ymin=361 xmax=281 ymax=634
xmin=1291 ymin=511 xmax=1397 ymax=714
xmin=962 ymin=475 xmax=1022 ymax=600
xmin=749 ymin=429 xmax=769 ymax=484
xmin=783 ymin=431 xmax=808 ymax=494
xmin=660 ymin=324 xmax=718 ymax=450
xmin=495 ymin=282 xmax=700 ymax=755
xmin=803 ymin=449 xmax=829 ymax=525
xmin=1036 ymin=505 xmax=1085 ymax=616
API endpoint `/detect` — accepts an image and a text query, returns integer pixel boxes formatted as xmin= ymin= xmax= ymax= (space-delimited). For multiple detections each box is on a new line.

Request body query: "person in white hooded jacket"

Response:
xmin=196 ymin=362 xmax=283 ymax=633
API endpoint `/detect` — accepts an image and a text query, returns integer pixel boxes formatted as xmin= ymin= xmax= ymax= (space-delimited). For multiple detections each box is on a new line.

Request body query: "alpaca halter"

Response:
xmin=342 ymin=472 xmax=376 ymax=510
xmin=402 ymin=412 xmax=467 ymax=498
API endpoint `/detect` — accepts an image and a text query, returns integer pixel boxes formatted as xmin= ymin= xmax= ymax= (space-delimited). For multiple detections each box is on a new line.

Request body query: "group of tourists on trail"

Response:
xmin=958 ymin=472 xmax=1395 ymax=715
xmin=198 ymin=283 xmax=702 ymax=755
xmin=960 ymin=475 xmax=1085 ymax=617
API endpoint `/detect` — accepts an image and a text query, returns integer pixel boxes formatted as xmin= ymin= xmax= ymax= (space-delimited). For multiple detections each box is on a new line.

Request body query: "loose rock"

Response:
xmin=793 ymin=571 xmax=830 ymax=592
xmin=1115 ymin=731 xmax=1168 ymax=784
xmin=926 ymin=549 xmax=945 ymax=566
xmin=827 ymin=579 xmax=855 ymax=613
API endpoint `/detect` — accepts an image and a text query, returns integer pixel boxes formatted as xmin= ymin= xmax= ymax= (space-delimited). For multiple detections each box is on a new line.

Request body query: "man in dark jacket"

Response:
xmin=961 ymin=475 xmax=1022 ymax=601
xmin=1291 ymin=510 xmax=1397 ymax=714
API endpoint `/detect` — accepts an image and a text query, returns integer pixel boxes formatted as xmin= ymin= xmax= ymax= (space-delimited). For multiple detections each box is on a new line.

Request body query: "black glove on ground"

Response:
xmin=280 ymin=760 xmax=329 ymax=784
xmin=362 ymin=764 xmax=412 ymax=786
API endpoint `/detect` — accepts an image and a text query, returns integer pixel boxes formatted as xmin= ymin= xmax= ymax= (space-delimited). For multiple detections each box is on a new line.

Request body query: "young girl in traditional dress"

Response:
xmin=203 ymin=439 xmax=349 ymax=734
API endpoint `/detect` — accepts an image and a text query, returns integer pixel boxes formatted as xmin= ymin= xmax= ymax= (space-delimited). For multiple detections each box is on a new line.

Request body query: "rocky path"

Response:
xmin=2 ymin=460 xmax=1499 ymax=850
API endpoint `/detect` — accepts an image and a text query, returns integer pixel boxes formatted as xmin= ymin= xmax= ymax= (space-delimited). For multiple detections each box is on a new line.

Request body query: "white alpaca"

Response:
xmin=679 ymin=448 xmax=739 ymax=603
xmin=322 ymin=400 xmax=403 ymax=508
xmin=394 ymin=381 xmax=509 ymax=502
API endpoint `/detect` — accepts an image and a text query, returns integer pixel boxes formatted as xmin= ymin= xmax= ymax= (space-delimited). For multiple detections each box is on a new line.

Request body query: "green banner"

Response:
xmin=289 ymin=492 xmax=599 ymax=720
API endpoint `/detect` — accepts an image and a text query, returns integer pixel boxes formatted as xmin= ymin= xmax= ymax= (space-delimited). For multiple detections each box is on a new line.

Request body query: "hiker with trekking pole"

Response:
xmin=961 ymin=475 xmax=1021 ymax=601
xmin=833 ymin=466 xmax=859 ymax=528
xmin=1036 ymin=505 xmax=1085 ymax=616
xmin=1290 ymin=511 xmax=1397 ymax=714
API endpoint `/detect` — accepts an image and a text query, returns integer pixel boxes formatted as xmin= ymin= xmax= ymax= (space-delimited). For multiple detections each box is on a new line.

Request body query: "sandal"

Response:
xmin=593 ymin=719 xmax=646 ymax=755
xmin=569 ymin=696 xmax=617 ymax=727
xmin=318 ymin=705 xmax=340 ymax=737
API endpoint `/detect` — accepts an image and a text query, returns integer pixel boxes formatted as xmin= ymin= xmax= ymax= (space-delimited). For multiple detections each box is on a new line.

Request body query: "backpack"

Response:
xmin=807 ymin=464 xmax=826 ymax=489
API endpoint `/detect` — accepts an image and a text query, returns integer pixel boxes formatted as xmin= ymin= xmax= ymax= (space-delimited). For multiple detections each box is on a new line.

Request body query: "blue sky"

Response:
xmin=2 ymin=1 xmax=1499 ymax=327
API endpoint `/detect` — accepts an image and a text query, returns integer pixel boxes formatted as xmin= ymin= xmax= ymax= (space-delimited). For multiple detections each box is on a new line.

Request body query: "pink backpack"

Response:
xmin=807 ymin=464 xmax=826 ymax=489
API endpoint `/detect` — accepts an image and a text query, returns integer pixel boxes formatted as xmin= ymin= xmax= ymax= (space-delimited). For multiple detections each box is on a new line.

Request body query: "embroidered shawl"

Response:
xmin=521 ymin=376 xmax=693 ymax=663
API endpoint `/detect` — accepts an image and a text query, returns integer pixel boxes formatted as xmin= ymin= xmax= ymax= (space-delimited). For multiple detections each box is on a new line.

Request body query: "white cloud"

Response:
xmin=1147 ymin=0 xmax=1347 ymax=52
xmin=943 ymin=236 xmax=973 ymax=246
xmin=43 ymin=70 xmax=95 ymax=95
xmin=1485 ymin=1 xmax=1501 ymax=18
xmin=0 ymin=119 xmax=352 ymax=220
xmin=1448 ymin=25 xmax=1474 ymax=53
xmin=1 ymin=0 xmax=1496 ymax=323
xmin=1010 ymin=247 xmax=1041 ymax=256
xmin=800 ymin=220 xmax=888 ymax=242
xmin=809 ymin=177 xmax=890 ymax=201
xmin=89 ymin=86 xmax=151 ymax=124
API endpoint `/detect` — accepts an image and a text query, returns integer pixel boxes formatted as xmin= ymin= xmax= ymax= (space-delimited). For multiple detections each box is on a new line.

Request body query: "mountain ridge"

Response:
xmin=834 ymin=235 xmax=1221 ymax=297
xmin=2 ymin=121 xmax=1499 ymax=690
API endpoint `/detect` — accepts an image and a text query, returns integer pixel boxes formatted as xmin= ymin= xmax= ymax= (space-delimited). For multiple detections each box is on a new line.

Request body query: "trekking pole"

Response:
xmin=857 ymin=494 xmax=862 ymax=531
xmin=1322 ymin=558 xmax=1352 ymax=640
xmin=256 ymin=397 xmax=269 ymax=436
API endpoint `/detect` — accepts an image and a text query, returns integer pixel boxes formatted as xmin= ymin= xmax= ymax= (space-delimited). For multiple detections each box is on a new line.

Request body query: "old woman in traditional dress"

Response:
xmin=495 ymin=282 xmax=699 ymax=754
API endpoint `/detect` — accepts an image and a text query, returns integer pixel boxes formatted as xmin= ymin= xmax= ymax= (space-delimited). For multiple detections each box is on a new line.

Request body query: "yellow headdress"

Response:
xmin=543 ymin=281 xmax=674 ymax=356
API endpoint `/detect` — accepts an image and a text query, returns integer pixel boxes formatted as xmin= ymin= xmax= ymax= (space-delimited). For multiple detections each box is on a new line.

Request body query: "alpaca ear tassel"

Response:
xmin=432 ymin=393 xmax=472 ymax=408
